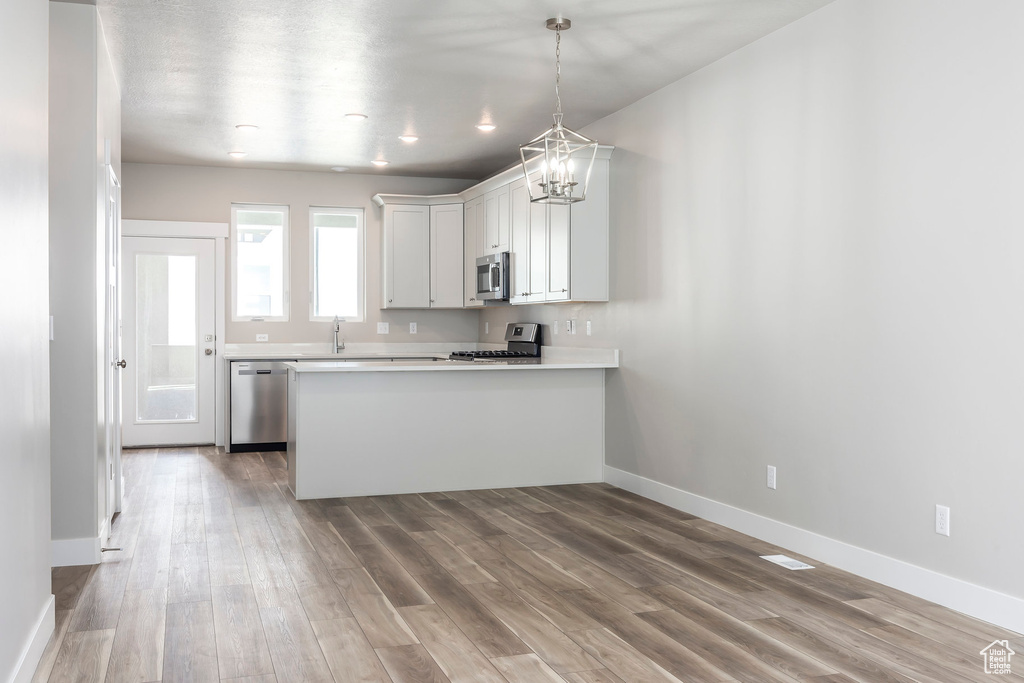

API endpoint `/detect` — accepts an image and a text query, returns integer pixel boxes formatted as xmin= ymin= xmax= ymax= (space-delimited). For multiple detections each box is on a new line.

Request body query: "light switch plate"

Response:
xmin=586 ymin=320 xmax=592 ymax=336
xmin=256 ymin=334 xmax=268 ymax=342
xmin=409 ymin=322 xmax=417 ymax=334
xmin=377 ymin=322 xmax=389 ymax=334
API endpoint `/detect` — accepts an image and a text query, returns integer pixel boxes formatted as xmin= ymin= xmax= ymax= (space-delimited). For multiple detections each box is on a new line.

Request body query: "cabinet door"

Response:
xmin=429 ymin=204 xmax=464 ymax=308
xmin=463 ymin=197 xmax=484 ymax=307
xmin=528 ymin=202 xmax=548 ymax=304
xmin=384 ymin=204 xmax=430 ymax=308
xmin=509 ymin=177 xmax=531 ymax=304
xmin=483 ymin=185 xmax=510 ymax=254
xmin=545 ymin=204 xmax=570 ymax=301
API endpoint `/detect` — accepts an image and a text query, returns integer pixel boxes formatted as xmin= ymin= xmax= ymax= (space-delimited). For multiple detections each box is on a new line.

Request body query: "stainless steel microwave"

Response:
xmin=476 ymin=252 xmax=509 ymax=301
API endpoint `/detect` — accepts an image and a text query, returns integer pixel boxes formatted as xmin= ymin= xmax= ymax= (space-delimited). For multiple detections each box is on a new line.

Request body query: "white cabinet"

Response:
xmin=463 ymin=196 xmax=484 ymax=307
xmin=507 ymin=155 xmax=610 ymax=304
xmin=429 ymin=204 xmax=464 ymax=308
xmin=482 ymin=185 xmax=510 ymax=254
xmin=382 ymin=204 xmax=430 ymax=308
xmin=380 ymin=201 xmax=464 ymax=309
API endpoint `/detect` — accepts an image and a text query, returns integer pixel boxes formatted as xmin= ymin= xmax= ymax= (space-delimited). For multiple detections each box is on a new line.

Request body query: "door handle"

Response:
xmin=205 ymin=348 xmax=214 ymax=356
xmin=116 ymin=359 xmax=126 ymax=369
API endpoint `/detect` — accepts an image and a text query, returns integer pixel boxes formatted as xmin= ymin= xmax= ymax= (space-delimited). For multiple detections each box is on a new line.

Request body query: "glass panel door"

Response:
xmin=135 ymin=253 xmax=198 ymax=422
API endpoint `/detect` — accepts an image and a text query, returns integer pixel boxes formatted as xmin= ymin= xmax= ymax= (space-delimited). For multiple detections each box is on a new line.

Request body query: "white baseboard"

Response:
xmin=51 ymin=536 xmax=101 ymax=567
xmin=11 ymin=595 xmax=55 ymax=683
xmin=604 ymin=465 xmax=1024 ymax=636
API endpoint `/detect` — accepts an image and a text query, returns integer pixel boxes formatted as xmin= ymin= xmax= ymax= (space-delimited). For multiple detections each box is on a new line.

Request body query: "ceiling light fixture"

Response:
xmin=345 ymin=113 xmax=368 ymax=122
xmin=330 ymin=166 xmax=349 ymax=172
xmin=228 ymin=151 xmax=247 ymax=159
xmin=371 ymin=160 xmax=389 ymax=167
xmin=398 ymin=135 xmax=419 ymax=143
xmin=235 ymin=124 xmax=259 ymax=132
xmin=519 ymin=17 xmax=598 ymax=204
xmin=476 ymin=124 xmax=497 ymax=132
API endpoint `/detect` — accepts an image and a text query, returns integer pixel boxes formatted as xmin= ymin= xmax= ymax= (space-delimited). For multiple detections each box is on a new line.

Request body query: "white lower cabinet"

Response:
xmin=380 ymin=201 xmax=464 ymax=309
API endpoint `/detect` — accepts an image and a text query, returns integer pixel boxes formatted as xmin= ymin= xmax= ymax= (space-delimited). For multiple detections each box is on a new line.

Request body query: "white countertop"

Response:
xmin=282 ymin=347 xmax=619 ymax=372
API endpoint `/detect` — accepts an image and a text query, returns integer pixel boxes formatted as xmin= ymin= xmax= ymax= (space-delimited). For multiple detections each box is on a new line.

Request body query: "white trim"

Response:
xmin=372 ymin=193 xmax=463 ymax=207
xmin=51 ymin=536 xmax=101 ymax=567
xmin=604 ymin=466 xmax=1024 ymax=636
xmin=215 ymin=236 xmax=226 ymax=447
xmin=123 ymin=219 xmax=228 ymax=238
xmin=11 ymin=596 xmax=55 ymax=683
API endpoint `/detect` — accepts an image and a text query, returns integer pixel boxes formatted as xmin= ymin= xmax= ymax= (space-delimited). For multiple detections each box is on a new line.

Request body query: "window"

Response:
xmin=232 ymin=204 xmax=289 ymax=321
xmin=310 ymin=207 xmax=364 ymax=321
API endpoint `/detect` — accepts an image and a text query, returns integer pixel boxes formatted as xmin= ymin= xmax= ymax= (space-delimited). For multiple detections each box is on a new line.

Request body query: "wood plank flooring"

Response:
xmin=33 ymin=447 xmax=1020 ymax=683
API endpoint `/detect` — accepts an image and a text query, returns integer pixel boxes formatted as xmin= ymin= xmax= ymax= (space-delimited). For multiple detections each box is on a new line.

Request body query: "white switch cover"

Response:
xmin=409 ymin=322 xmax=417 ymax=334
xmin=256 ymin=334 xmax=269 ymax=342
xmin=586 ymin=320 xmax=592 ymax=336
xmin=377 ymin=322 xmax=389 ymax=334
xmin=553 ymin=321 xmax=559 ymax=335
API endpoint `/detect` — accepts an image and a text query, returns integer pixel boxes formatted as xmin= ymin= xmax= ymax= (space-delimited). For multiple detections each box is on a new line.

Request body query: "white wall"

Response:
xmin=122 ymin=164 xmax=479 ymax=344
xmin=49 ymin=2 xmax=121 ymax=551
xmin=0 ymin=0 xmax=54 ymax=679
xmin=483 ymin=0 xmax=1024 ymax=606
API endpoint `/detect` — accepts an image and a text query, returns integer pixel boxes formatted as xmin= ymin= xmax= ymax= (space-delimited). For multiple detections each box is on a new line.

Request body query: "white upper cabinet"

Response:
xmin=382 ymin=204 xmax=430 ymax=309
xmin=463 ymin=196 xmax=484 ymax=307
xmin=429 ymin=204 xmax=464 ymax=308
xmin=482 ymin=185 xmax=510 ymax=254
xmin=377 ymin=196 xmax=464 ymax=309
xmin=509 ymin=176 xmax=532 ymax=304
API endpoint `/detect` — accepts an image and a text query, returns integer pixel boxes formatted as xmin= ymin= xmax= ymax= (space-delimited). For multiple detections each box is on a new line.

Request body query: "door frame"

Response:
xmin=123 ymin=220 xmax=227 ymax=446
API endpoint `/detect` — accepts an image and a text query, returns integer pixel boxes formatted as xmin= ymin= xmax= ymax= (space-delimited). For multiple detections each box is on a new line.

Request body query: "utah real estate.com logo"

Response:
xmin=980 ymin=640 xmax=1015 ymax=675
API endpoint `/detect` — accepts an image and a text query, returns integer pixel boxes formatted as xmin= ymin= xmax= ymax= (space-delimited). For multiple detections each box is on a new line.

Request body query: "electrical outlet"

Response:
xmin=256 ymin=334 xmax=268 ymax=342
xmin=767 ymin=465 xmax=777 ymax=490
xmin=409 ymin=322 xmax=417 ymax=334
xmin=935 ymin=504 xmax=950 ymax=536
xmin=484 ymin=322 xmax=489 ymax=334
xmin=377 ymin=322 xmax=389 ymax=334
xmin=567 ymin=320 xmax=574 ymax=334
xmin=586 ymin=320 xmax=592 ymax=336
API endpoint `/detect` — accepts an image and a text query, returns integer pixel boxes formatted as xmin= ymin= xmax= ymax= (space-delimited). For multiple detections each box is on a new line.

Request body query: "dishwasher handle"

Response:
xmin=235 ymin=368 xmax=288 ymax=375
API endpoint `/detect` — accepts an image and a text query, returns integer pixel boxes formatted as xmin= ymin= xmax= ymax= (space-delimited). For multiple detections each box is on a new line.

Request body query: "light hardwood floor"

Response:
xmin=33 ymin=447 xmax=1020 ymax=682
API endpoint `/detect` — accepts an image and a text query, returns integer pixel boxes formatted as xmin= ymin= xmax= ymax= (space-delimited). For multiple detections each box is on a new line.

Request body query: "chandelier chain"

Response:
xmin=554 ymin=27 xmax=562 ymax=116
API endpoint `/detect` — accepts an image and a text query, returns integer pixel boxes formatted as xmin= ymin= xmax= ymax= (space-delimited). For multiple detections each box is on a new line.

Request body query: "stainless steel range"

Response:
xmin=451 ymin=322 xmax=542 ymax=362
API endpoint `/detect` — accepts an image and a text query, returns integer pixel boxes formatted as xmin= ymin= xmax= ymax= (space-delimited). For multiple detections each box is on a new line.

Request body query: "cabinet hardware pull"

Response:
xmin=561 ymin=288 xmax=567 ymax=292
xmin=388 ymin=299 xmax=393 ymax=303
xmin=469 ymin=297 xmax=476 ymax=301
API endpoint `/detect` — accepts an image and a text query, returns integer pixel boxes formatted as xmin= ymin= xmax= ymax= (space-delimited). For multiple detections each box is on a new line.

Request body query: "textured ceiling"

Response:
xmin=95 ymin=0 xmax=833 ymax=180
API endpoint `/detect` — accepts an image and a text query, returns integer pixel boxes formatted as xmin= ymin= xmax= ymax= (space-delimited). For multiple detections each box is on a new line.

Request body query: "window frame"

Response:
xmin=230 ymin=203 xmax=290 ymax=322
xmin=308 ymin=206 xmax=366 ymax=323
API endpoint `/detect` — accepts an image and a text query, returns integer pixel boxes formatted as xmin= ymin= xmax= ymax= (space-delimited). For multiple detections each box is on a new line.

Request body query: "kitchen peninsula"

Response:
xmin=285 ymin=348 xmax=618 ymax=499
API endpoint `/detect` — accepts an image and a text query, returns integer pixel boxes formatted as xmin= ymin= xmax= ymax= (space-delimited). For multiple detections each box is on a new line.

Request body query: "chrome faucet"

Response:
xmin=332 ymin=316 xmax=345 ymax=353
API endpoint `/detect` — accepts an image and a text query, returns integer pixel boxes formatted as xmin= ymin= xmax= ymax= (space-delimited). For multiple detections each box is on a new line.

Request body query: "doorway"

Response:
xmin=122 ymin=236 xmax=217 ymax=446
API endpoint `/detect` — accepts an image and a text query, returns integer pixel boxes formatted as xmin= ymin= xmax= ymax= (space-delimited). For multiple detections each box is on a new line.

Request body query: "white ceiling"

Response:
xmin=95 ymin=0 xmax=833 ymax=180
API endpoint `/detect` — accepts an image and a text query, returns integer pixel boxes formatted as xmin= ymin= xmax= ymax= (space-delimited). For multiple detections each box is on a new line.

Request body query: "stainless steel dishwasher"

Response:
xmin=229 ymin=360 xmax=294 ymax=452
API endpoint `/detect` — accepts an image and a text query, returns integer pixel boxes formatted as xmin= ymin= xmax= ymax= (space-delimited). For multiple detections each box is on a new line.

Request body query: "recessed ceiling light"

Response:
xmin=235 ymin=124 xmax=259 ymax=132
xmin=228 ymin=151 xmax=247 ymax=159
xmin=330 ymin=166 xmax=349 ymax=172
xmin=345 ymin=113 xmax=368 ymax=122
xmin=398 ymin=135 xmax=419 ymax=143
xmin=476 ymin=124 xmax=497 ymax=132
xmin=371 ymin=160 xmax=389 ymax=167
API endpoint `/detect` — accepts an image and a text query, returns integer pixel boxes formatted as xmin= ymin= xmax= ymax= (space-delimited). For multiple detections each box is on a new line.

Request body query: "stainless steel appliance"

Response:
xmin=229 ymin=360 xmax=292 ymax=452
xmin=476 ymin=252 xmax=510 ymax=301
xmin=450 ymin=322 xmax=542 ymax=362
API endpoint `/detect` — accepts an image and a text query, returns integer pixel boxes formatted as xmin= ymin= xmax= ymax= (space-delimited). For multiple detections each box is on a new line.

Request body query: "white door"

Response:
xmin=122 ymin=236 xmax=216 ymax=446
xmin=105 ymin=164 xmax=123 ymax=525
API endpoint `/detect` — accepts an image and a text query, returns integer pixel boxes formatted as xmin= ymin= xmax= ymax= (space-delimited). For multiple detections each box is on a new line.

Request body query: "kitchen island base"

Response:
xmin=287 ymin=367 xmax=605 ymax=499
